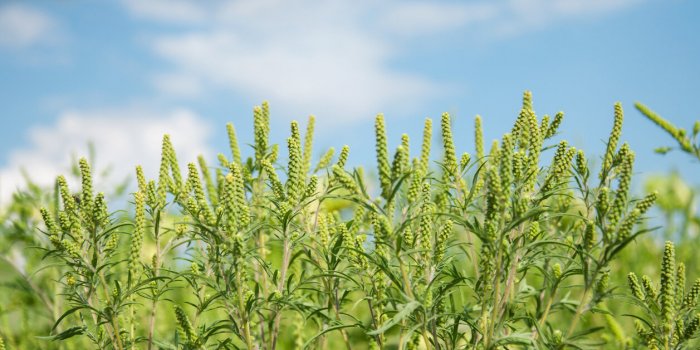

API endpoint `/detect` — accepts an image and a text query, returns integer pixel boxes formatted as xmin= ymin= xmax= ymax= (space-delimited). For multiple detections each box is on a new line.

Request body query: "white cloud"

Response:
xmin=0 ymin=4 xmax=56 ymax=48
xmin=0 ymin=108 xmax=211 ymax=205
xmin=491 ymin=0 xmax=643 ymax=36
xmin=152 ymin=72 xmax=204 ymax=98
xmin=122 ymin=0 xmax=207 ymax=24
xmin=152 ymin=30 xmax=436 ymax=122
xmin=549 ymin=0 xmax=642 ymax=16
xmin=121 ymin=0 xmax=644 ymax=122
xmin=123 ymin=0 xmax=442 ymax=122
xmin=382 ymin=2 xmax=500 ymax=35
xmin=380 ymin=0 xmax=644 ymax=37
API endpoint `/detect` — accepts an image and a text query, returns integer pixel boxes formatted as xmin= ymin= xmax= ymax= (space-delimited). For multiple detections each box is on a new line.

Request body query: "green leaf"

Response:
xmin=51 ymin=306 xmax=87 ymax=332
xmin=302 ymin=323 xmax=359 ymax=349
xmin=37 ymin=326 xmax=86 ymax=341
xmin=367 ymin=300 xmax=421 ymax=336
xmin=493 ymin=332 xmax=534 ymax=346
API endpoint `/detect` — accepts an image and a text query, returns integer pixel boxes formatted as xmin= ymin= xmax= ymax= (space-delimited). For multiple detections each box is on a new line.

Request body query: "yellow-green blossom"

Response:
xmin=375 ymin=114 xmax=392 ymax=198
xmin=600 ymin=103 xmax=624 ymax=180
xmin=226 ymin=122 xmax=242 ymax=165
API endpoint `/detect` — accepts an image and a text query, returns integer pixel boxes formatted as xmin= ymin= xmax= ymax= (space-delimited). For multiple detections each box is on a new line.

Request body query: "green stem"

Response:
xmin=147 ymin=209 xmax=162 ymax=350
xmin=236 ymin=269 xmax=255 ymax=349
xmin=566 ymin=287 xmax=592 ymax=338
xmin=270 ymin=235 xmax=291 ymax=350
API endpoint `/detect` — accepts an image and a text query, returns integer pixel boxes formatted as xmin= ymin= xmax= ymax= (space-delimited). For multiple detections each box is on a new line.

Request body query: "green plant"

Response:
xmin=627 ymin=241 xmax=700 ymax=349
xmin=2 ymin=92 xmax=697 ymax=349
xmin=635 ymin=103 xmax=700 ymax=161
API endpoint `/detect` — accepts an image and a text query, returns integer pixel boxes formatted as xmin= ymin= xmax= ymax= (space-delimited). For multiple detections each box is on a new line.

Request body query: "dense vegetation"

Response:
xmin=0 ymin=92 xmax=698 ymax=349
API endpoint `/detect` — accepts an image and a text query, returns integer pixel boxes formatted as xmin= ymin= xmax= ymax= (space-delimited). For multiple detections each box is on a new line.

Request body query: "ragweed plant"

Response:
xmin=1 ymin=92 xmax=683 ymax=349
xmin=628 ymin=241 xmax=700 ymax=349
xmin=635 ymin=103 xmax=700 ymax=161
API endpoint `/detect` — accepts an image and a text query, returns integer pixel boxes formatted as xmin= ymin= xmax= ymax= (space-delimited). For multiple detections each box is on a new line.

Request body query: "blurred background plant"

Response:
xmin=0 ymin=154 xmax=129 ymax=349
xmin=635 ymin=103 xmax=700 ymax=162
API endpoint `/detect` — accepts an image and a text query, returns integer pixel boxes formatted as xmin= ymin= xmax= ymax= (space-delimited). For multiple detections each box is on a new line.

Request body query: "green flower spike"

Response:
xmin=93 ymin=192 xmax=108 ymax=229
xmin=391 ymin=145 xmax=408 ymax=182
xmin=226 ymin=122 xmax=242 ymax=165
xmin=129 ymin=191 xmax=145 ymax=277
xmin=286 ymin=133 xmax=304 ymax=203
xmin=337 ymin=145 xmax=350 ymax=168
xmin=642 ymin=275 xmax=658 ymax=300
xmin=57 ymin=175 xmax=81 ymax=234
xmin=628 ymin=272 xmax=645 ymax=300
xmin=441 ymin=112 xmax=458 ymax=182
xmin=474 ymin=115 xmax=484 ymax=164
xmin=197 ymin=155 xmax=218 ymax=206
xmin=375 ymin=114 xmax=392 ymax=199
xmin=314 ymin=147 xmax=335 ymax=172
xmin=231 ymin=163 xmax=250 ymax=229
xmin=609 ymin=149 xmax=634 ymax=228
xmin=545 ymin=111 xmax=564 ymax=139
xmin=575 ymin=150 xmax=587 ymax=176
xmin=460 ymin=152 xmax=471 ymax=171
xmin=78 ymin=157 xmax=94 ymax=217
xmin=187 ymin=163 xmax=215 ymax=224
xmin=157 ymin=135 xmax=173 ymax=205
xmin=420 ymin=118 xmax=432 ymax=173
xmin=499 ymin=134 xmax=514 ymax=198
xmin=40 ymin=207 xmax=62 ymax=248
xmin=332 ymin=165 xmax=360 ymax=195
xmin=175 ymin=306 xmax=199 ymax=347
xmin=135 ymin=165 xmax=147 ymax=194
xmin=261 ymin=159 xmax=285 ymax=201
xmin=660 ymin=242 xmax=676 ymax=333
xmin=304 ymin=175 xmax=318 ymax=198
xmin=407 ymin=159 xmax=422 ymax=203
xmin=542 ymin=140 xmax=575 ymax=193
xmin=164 ymin=135 xmax=182 ymax=193
xmin=318 ymin=214 xmax=330 ymax=248
xmin=253 ymin=104 xmax=269 ymax=164
xmin=303 ymin=115 xmax=315 ymax=176
xmin=434 ymin=219 xmax=453 ymax=263
xmin=636 ymin=103 xmax=694 ymax=152
xmin=600 ymin=102 xmax=624 ymax=180
xmin=418 ymin=182 xmax=434 ymax=255
xmin=683 ymin=279 xmax=700 ymax=308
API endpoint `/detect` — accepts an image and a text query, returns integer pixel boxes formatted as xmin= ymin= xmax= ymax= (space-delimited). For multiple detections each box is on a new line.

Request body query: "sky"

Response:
xmin=0 ymin=0 xmax=698 ymax=205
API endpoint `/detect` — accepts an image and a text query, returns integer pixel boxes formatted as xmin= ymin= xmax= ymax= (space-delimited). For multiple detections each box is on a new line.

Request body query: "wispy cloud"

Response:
xmin=0 ymin=108 xmax=211 ymax=205
xmin=121 ymin=0 xmax=644 ymax=123
xmin=485 ymin=0 xmax=644 ymax=36
xmin=381 ymin=2 xmax=500 ymax=36
xmin=381 ymin=0 xmax=644 ymax=37
xmin=122 ymin=0 xmax=207 ymax=24
xmin=0 ymin=4 xmax=57 ymax=49
xmin=124 ymin=0 xmax=443 ymax=123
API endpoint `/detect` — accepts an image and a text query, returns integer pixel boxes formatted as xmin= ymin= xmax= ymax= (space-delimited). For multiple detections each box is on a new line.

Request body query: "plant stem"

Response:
xmin=237 ymin=269 xmax=255 ymax=349
xmin=147 ymin=210 xmax=161 ymax=350
xmin=270 ymin=235 xmax=292 ymax=350
xmin=566 ymin=287 xmax=592 ymax=337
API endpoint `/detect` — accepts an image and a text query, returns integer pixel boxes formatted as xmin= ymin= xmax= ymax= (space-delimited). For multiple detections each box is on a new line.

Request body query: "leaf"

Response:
xmin=302 ymin=323 xmax=358 ymax=349
xmin=569 ymin=326 xmax=604 ymax=340
xmin=493 ymin=332 xmax=534 ymax=346
xmin=51 ymin=306 xmax=87 ymax=332
xmin=151 ymin=339 xmax=179 ymax=350
xmin=654 ymin=146 xmax=672 ymax=155
xmin=36 ymin=326 xmax=86 ymax=341
xmin=367 ymin=300 xmax=421 ymax=336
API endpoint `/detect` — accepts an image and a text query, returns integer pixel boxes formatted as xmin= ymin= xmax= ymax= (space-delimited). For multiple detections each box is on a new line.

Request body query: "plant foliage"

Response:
xmin=0 ymin=92 xmax=698 ymax=349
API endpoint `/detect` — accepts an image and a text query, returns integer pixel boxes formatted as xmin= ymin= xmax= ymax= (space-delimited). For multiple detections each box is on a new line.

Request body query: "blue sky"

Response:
xmin=0 ymin=0 xmax=698 ymax=204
